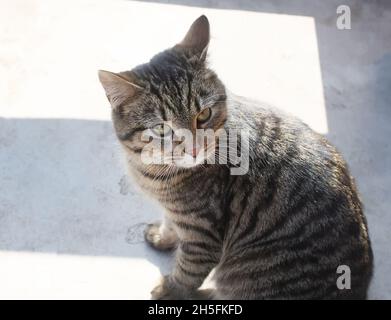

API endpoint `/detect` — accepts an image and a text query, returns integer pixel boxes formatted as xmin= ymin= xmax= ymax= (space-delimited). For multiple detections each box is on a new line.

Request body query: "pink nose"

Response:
xmin=192 ymin=147 xmax=198 ymax=158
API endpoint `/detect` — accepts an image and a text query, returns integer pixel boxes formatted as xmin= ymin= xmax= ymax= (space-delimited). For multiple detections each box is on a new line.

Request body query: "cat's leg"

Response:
xmin=151 ymin=238 xmax=220 ymax=299
xmin=144 ymin=215 xmax=178 ymax=251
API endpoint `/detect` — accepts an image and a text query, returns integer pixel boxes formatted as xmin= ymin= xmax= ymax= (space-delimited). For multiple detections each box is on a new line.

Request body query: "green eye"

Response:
xmin=197 ymin=108 xmax=212 ymax=123
xmin=152 ymin=123 xmax=171 ymax=137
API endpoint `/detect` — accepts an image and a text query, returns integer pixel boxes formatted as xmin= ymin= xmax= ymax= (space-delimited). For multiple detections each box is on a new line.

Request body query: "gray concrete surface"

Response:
xmin=0 ymin=0 xmax=390 ymax=299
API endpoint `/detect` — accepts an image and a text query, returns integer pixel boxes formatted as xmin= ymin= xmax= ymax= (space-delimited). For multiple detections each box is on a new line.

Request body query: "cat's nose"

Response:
xmin=185 ymin=146 xmax=198 ymax=158
xmin=191 ymin=147 xmax=198 ymax=158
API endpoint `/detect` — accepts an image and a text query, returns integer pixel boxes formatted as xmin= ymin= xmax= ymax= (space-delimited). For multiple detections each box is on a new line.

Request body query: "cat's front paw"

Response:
xmin=150 ymin=276 xmax=188 ymax=300
xmin=144 ymin=222 xmax=177 ymax=251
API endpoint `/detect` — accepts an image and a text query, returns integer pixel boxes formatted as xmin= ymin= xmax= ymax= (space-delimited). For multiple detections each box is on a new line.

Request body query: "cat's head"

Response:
xmin=98 ymin=16 xmax=227 ymax=169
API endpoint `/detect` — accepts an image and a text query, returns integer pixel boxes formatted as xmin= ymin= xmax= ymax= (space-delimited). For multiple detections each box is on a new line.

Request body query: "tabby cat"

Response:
xmin=98 ymin=16 xmax=373 ymax=299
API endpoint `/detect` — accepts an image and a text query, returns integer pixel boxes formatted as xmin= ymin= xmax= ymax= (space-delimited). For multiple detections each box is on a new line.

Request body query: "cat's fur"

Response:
xmin=98 ymin=16 xmax=373 ymax=299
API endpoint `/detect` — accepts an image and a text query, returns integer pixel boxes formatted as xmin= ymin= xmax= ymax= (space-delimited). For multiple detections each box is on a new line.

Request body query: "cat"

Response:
xmin=98 ymin=15 xmax=373 ymax=299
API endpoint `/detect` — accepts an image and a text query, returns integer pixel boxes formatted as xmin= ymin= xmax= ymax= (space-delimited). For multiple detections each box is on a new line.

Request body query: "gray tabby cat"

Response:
xmin=98 ymin=16 xmax=373 ymax=299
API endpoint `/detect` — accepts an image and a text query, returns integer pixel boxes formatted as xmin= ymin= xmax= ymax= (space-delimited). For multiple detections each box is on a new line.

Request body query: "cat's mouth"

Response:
xmin=172 ymin=154 xmax=205 ymax=168
xmin=135 ymin=147 xmax=215 ymax=169
xmin=171 ymin=143 xmax=218 ymax=168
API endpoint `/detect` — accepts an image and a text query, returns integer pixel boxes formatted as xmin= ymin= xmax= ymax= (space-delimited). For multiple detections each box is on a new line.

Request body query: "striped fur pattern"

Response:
xmin=98 ymin=16 xmax=373 ymax=299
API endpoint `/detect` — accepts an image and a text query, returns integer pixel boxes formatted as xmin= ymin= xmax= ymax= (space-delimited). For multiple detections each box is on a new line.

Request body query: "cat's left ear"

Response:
xmin=177 ymin=15 xmax=210 ymax=61
xmin=98 ymin=70 xmax=143 ymax=110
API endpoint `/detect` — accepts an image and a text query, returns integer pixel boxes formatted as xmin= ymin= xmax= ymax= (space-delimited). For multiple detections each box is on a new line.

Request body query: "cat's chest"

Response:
xmin=130 ymin=166 xmax=222 ymax=212
xmin=145 ymin=175 xmax=209 ymax=204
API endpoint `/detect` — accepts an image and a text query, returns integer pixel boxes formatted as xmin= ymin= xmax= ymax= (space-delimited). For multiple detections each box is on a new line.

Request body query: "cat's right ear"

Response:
xmin=98 ymin=70 xmax=143 ymax=110
xmin=177 ymin=15 xmax=210 ymax=61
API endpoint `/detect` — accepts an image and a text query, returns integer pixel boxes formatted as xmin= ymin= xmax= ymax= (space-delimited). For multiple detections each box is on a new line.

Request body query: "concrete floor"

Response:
xmin=0 ymin=0 xmax=390 ymax=299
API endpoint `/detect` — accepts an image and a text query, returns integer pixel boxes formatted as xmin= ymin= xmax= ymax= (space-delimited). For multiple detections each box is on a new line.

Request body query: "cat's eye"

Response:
xmin=197 ymin=108 xmax=212 ymax=124
xmin=152 ymin=123 xmax=172 ymax=138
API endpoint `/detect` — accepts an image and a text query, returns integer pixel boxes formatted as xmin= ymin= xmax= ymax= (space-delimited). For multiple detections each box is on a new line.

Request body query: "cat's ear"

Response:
xmin=98 ymin=70 xmax=143 ymax=110
xmin=178 ymin=15 xmax=210 ymax=60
